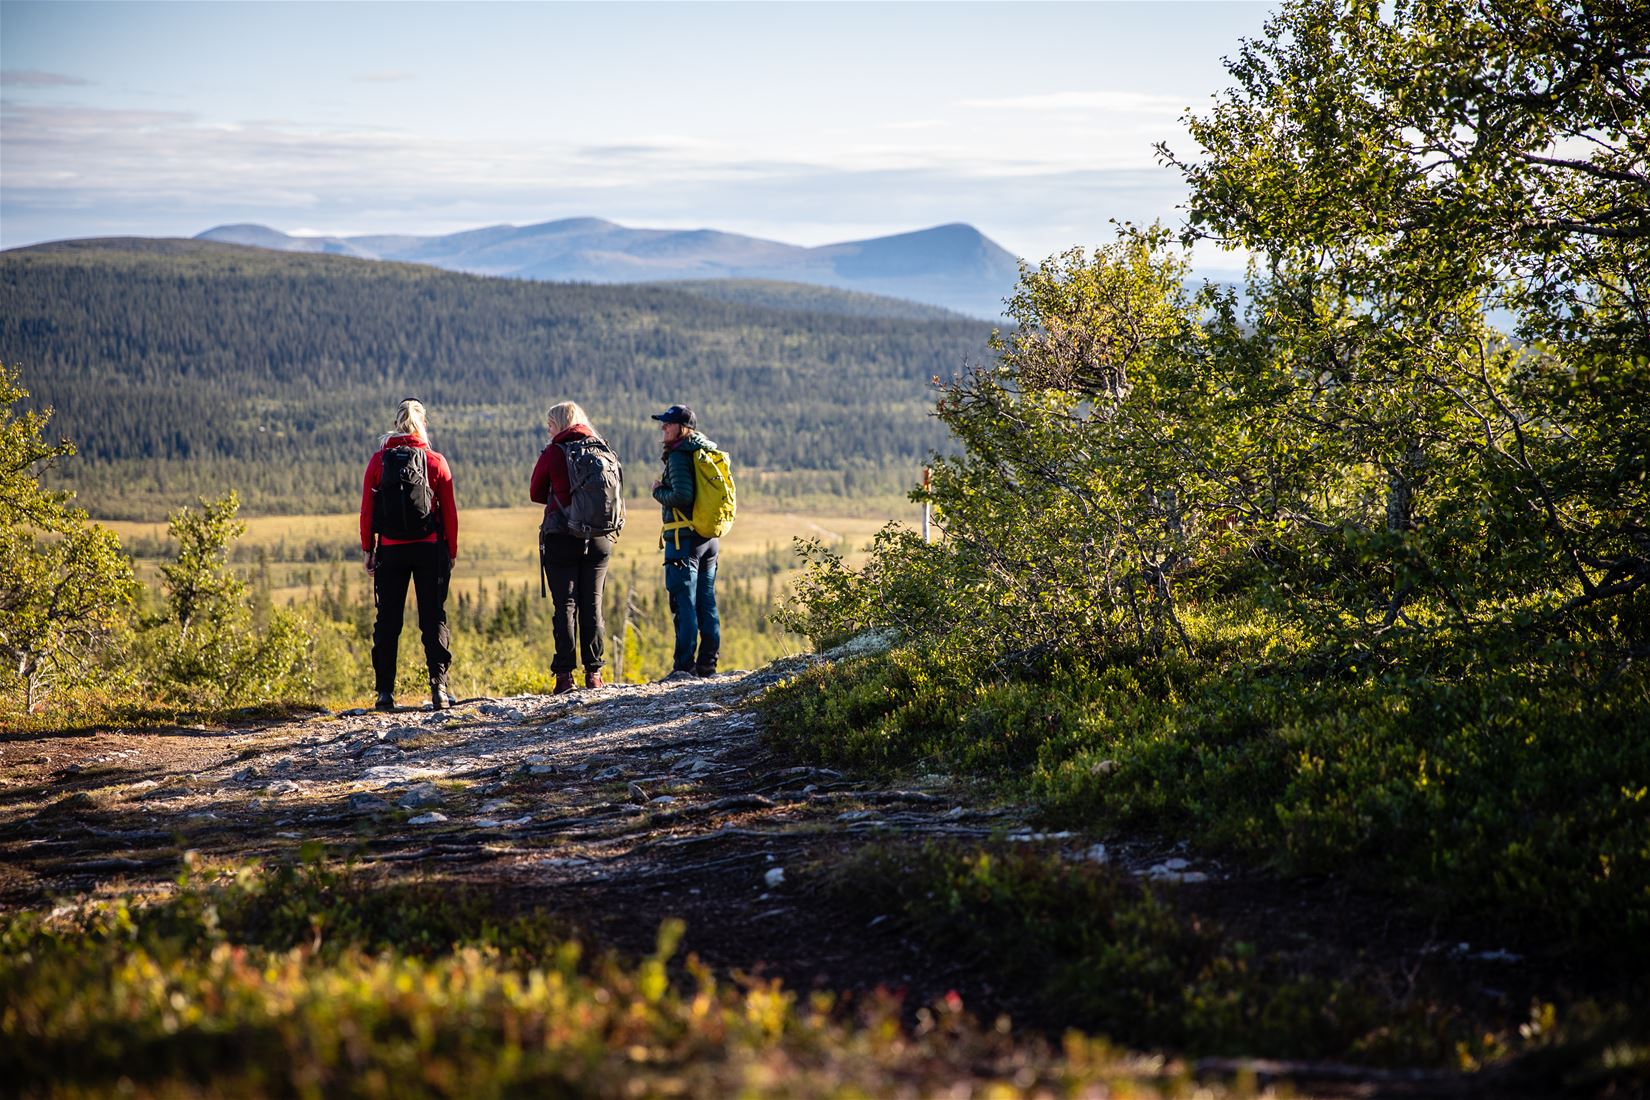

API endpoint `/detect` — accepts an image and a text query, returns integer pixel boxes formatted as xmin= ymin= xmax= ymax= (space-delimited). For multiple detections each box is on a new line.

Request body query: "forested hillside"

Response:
xmin=0 ymin=239 xmax=994 ymax=518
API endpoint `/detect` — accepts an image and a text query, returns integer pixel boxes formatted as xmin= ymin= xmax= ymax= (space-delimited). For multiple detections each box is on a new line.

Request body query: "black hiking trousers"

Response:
xmin=543 ymin=532 xmax=613 ymax=674
xmin=372 ymin=540 xmax=452 ymax=693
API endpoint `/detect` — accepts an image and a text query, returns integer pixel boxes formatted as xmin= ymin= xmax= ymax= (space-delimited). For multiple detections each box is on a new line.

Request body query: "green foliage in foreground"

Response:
xmin=0 ymin=365 xmax=138 ymax=714
xmin=0 ymin=856 xmax=1223 ymax=1099
xmin=762 ymin=638 xmax=1650 ymax=971
xmin=771 ymin=0 xmax=1649 ymax=997
xmin=824 ymin=844 xmax=1649 ymax=1092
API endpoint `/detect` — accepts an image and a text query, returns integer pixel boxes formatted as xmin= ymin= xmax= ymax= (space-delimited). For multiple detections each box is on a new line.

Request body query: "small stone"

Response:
xmin=1145 ymin=859 xmax=1208 ymax=884
xmin=764 ymin=867 xmax=786 ymax=887
xmin=479 ymin=798 xmax=516 ymax=813
xmin=822 ymin=628 xmax=897 ymax=660
xmin=1085 ymin=843 xmax=1110 ymax=863
xmin=347 ymin=792 xmax=393 ymax=815
xmin=338 ymin=708 xmax=369 ymax=717
xmin=627 ymin=782 xmax=649 ymax=803
xmin=408 ymin=812 xmax=447 ymax=825
xmin=265 ymin=779 xmax=303 ymax=794
xmin=397 ymin=782 xmax=444 ymax=809
xmin=1091 ymin=759 xmax=1119 ymax=777
xmin=648 ymin=795 xmax=677 ymax=805
xmin=592 ymin=765 xmax=625 ymax=781
xmin=233 ymin=767 xmax=260 ymax=783
xmin=44 ymin=792 xmax=97 ymax=814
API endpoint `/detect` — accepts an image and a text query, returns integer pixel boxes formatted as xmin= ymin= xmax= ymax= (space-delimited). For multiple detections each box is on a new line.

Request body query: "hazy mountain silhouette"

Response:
xmin=197 ymin=218 xmax=1021 ymax=318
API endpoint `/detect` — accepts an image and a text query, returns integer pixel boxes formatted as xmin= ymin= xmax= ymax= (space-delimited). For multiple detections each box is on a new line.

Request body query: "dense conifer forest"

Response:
xmin=0 ymin=239 xmax=994 ymax=517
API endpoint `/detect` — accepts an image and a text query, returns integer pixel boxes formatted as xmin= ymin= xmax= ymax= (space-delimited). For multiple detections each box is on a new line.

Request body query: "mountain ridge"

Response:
xmin=195 ymin=218 xmax=1021 ymax=319
xmin=0 ymin=237 xmax=993 ymax=517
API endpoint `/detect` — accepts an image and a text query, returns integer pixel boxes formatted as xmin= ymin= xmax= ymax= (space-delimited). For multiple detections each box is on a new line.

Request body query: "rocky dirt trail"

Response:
xmin=1 ymin=663 xmax=1044 ymax=998
xmin=0 ymin=663 xmax=1535 ymax=1098
xmin=0 ymin=660 xmax=1243 ymax=1006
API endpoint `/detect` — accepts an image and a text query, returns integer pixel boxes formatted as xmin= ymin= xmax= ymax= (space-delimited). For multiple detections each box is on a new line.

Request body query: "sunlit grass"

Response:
xmin=103 ymin=501 xmax=910 ymax=606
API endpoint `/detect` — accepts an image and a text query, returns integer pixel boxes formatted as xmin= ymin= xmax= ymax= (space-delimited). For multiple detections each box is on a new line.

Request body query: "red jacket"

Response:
xmin=360 ymin=434 xmax=459 ymax=555
xmin=529 ymin=424 xmax=596 ymax=522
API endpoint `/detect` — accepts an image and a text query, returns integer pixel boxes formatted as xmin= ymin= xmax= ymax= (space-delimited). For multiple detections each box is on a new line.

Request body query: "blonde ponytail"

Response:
xmin=392 ymin=398 xmax=428 ymax=441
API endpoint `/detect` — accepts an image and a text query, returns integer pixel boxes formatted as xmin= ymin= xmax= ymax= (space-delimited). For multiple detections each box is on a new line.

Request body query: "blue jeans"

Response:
xmin=665 ymin=537 xmax=720 ymax=674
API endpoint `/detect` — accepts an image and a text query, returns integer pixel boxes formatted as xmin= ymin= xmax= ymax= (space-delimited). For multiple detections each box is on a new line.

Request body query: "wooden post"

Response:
xmin=922 ymin=466 xmax=933 ymax=544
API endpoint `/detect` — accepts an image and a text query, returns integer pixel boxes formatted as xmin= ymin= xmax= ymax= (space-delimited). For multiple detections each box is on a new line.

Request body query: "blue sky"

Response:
xmin=1 ymin=1 xmax=1271 ymax=264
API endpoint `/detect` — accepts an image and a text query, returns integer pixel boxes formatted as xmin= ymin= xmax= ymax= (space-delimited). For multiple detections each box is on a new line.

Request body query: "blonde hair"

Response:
xmin=392 ymin=398 xmax=428 ymax=441
xmin=546 ymin=401 xmax=593 ymax=436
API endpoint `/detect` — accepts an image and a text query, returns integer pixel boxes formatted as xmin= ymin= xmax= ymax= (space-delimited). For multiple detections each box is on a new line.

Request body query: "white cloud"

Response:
xmin=959 ymin=90 xmax=1188 ymax=115
xmin=0 ymin=100 xmax=1199 ymax=260
xmin=1 ymin=69 xmax=91 ymax=87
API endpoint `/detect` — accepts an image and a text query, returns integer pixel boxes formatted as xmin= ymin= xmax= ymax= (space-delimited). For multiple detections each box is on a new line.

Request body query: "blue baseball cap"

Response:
xmin=651 ymin=404 xmax=697 ymax=427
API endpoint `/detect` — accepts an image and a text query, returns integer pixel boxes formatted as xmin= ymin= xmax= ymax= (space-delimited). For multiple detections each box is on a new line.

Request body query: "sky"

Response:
xmin=1 ymin=1 xmax=1272 ymax=265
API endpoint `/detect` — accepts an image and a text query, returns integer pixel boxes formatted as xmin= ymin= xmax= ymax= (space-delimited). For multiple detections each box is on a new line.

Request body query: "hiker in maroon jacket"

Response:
xmin=529 ymin=400 xmax=620 ymax=694
xmin=360 ymin=398 xmax=459 ymax=711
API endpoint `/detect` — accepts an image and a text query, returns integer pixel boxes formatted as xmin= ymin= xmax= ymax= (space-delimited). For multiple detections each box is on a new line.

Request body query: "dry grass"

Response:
xmin=104 ymin=500 xmax=909 ymax=604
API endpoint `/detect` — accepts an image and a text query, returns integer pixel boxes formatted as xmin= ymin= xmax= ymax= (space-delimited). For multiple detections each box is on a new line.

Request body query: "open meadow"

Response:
xmin=103 ymin=496 xmax=910 ymax=605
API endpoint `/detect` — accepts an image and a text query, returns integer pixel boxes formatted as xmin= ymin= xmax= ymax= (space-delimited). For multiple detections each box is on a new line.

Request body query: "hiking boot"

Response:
xmin=693 ymin=662 xmax=718 ymax=679
xmin=431 ymin=684 xmax=456 ymax=710
xmin=585 ymin=670 xmax=604 ymax=690
xmin=374 ymin=691 xmax=396 ymax=712
xmin=553 ymin=672 xmax=576 ymax=695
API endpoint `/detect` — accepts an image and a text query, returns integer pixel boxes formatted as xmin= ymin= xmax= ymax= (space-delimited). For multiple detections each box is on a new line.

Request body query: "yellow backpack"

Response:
xmin=664 ymin=447 xmax=737 ymax=546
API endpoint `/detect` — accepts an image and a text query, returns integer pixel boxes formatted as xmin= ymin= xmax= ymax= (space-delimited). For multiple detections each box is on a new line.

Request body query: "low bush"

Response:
xmin=0 ymin=854 xmax=1232 ymax=1099
xmin=827 ymin=843 xmax=1470 ymax=1063
xmin=762 ymin=637 xmax=1650 ymax=971
xmin=823 ymin=842 xmax=1650 ymax=1090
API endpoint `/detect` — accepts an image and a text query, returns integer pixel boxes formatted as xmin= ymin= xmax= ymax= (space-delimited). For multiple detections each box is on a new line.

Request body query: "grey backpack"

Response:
xmin=554 ymin=436 xmax=625 ymax=539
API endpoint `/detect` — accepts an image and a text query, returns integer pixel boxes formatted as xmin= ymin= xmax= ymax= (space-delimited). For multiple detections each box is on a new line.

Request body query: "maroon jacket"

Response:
xmin=360 ymin=434 xmax=459 ymax=555
xmin=528 ymin=423 xmax=597 ymax=524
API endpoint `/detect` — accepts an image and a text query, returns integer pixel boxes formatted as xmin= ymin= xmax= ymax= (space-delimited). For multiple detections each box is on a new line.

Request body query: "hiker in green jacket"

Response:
xmin=651 ymin=404 xmax=720 ymax=680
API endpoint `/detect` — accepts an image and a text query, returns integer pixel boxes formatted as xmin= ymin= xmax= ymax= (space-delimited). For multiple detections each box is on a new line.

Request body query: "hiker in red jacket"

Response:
xmin=530 ymin=400 xmax=623 ymax=694
xmin=360 ymin=398 xmax=459 ymax=711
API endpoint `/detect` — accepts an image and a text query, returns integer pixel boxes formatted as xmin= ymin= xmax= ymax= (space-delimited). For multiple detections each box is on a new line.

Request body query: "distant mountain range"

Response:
xmin=195 ymin=218 xmax=1022 ymax=319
